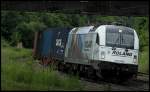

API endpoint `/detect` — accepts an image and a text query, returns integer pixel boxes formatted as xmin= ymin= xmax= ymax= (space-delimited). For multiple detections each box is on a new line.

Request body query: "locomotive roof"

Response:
xmin=70 ymin=25 xmax=135 ymax=34
xmin=70 ymin=26 xmax=94 ymax=34
xmin=104 ymin=25 xmax=135 ymax=31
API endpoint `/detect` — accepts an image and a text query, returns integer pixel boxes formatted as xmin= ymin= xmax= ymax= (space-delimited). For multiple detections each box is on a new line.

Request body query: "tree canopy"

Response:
xmin=1 ymin=11 xmax=149 ymax=51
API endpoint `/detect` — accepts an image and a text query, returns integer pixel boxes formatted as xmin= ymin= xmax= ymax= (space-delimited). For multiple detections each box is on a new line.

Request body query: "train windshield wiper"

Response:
xmin=114 ymin=34 xmax=120 ymax=46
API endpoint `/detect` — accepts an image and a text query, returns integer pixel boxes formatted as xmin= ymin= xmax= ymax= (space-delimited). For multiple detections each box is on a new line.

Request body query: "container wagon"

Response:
xmin=33 ymin=27 xmax=71 ymax=65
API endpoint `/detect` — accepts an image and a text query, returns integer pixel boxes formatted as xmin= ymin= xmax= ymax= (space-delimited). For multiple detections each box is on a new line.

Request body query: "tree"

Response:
xmin=1 ymin=10 xmax=149 ymax=50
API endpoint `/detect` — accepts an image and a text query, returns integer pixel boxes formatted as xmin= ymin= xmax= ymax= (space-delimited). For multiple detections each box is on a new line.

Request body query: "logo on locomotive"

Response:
xmin=112 ymin=50 xmax=132 ymax=57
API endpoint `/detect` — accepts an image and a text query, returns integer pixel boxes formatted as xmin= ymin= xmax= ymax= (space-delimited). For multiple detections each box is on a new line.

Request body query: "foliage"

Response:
xmin=132 ymin=17 xmax=149 ymax=51
xmin=1 ymin=11 xmax=149 ymax=51
xmin=138 ymin=46 xmax=149 ymax=74
xmin=1 ymin=11 xmax=149 ymax=91
xmin=1 ymin=46 xmax=82 ymax=91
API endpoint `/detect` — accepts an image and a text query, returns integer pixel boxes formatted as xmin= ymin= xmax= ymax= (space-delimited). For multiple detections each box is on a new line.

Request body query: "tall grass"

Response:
xmin=138 ymin=46 xmax=149 ymax=74
xmin=1 ymin=45 xmax=82 ymax=91
xmin=1 ymin=39 xmax=149 ymax=90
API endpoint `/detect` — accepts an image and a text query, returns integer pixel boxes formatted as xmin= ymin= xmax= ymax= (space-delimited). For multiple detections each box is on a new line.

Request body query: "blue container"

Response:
xmin=52 ymin=28 xmax=71 ymax=60
xmin=41 ymin=30 xmax=54 ymax=57
xmin=34 ymin=27 xmax=71 ymax=61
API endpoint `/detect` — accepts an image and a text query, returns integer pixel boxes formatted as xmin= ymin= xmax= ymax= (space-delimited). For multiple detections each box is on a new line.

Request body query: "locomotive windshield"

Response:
xmin=106 ymin=26 xmax=134 ymax=49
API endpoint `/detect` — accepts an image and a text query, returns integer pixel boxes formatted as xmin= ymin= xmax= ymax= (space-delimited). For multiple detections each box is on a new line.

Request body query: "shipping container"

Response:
xmin=33 ymin=27 xmax=72 ymax=61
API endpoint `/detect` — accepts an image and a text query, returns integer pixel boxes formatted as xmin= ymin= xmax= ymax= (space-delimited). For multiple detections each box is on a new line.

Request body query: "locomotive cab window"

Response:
xmin=96 ymin=33 xmax=99 ymax=45
xmin=106 ymin=26 xmax=134 ymax=49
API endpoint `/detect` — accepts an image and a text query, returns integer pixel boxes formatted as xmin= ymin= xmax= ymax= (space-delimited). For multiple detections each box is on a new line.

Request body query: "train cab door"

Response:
xmin=93 ymin=33 xmax=100 ymax=60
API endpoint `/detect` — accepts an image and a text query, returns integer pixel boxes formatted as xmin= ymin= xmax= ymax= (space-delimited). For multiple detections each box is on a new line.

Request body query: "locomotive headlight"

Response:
xmin=101 ymin=51 xmax=105 ymax=59
xmin=133 ymin=55 xmax=137 ymax=64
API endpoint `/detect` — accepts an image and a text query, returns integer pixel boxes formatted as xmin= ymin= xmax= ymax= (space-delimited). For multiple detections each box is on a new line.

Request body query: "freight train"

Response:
xmin=33 ymin=25 xmax=139 ymax=81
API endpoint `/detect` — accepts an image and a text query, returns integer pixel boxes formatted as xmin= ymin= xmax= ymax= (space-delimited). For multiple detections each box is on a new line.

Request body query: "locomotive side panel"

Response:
xmin=65 ymin=26 xmax=97 ymax=65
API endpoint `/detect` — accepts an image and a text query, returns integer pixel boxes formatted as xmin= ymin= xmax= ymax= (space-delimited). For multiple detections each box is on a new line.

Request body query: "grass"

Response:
xmin=1 ymin=40 xmax=149 ymax=90
xmin=1 ymin=44 xmax=83 ymax=91
xmin=138 ymin=46 xmax=149 ymax=74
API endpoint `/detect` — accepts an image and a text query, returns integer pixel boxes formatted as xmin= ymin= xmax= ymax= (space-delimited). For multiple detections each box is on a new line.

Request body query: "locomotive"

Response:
xmin=33 ymin=25 xmax=139 ymax=81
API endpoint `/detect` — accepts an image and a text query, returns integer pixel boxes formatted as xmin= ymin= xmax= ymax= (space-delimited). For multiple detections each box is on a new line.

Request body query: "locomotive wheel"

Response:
xmin=58 ymin=62 xmax=61 ymax=71
xmin=68 ymin=64 xmax=74 ymax=75
xmin=63 ymin=63 xmax=70 ymax=73
xmin=72 ymin=64 xmax=78 ymax=75
xmin=58 ymin=62 xmax=65 ymax=72
xmin=87 ymin=66 xmax=95 ymax=79
xmin=96 ymin=70 xmax=103 ymax=79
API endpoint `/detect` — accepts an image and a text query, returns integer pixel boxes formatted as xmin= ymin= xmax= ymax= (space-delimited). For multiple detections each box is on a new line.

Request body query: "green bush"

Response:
xmin=1 ymin=38 xmax=10 ymax=47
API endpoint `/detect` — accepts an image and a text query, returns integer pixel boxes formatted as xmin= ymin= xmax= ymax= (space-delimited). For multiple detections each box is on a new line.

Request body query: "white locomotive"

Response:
xmin=64 ymin=25 xmax=139 ymax=81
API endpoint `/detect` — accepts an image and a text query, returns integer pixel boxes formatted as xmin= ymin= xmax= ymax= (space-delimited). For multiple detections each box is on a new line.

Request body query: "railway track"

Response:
xmin=36 ymin=61 xmax=149 ymax=91
xmin=80 ymin=73 xmax=149 ymax=91
xmin=137 ymin=72 xmax=149 ymax=82
xmin=58 ymin=69 xmax=149 ymax=91
xmin=56 ymin=69 xmax=149 ymax=91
